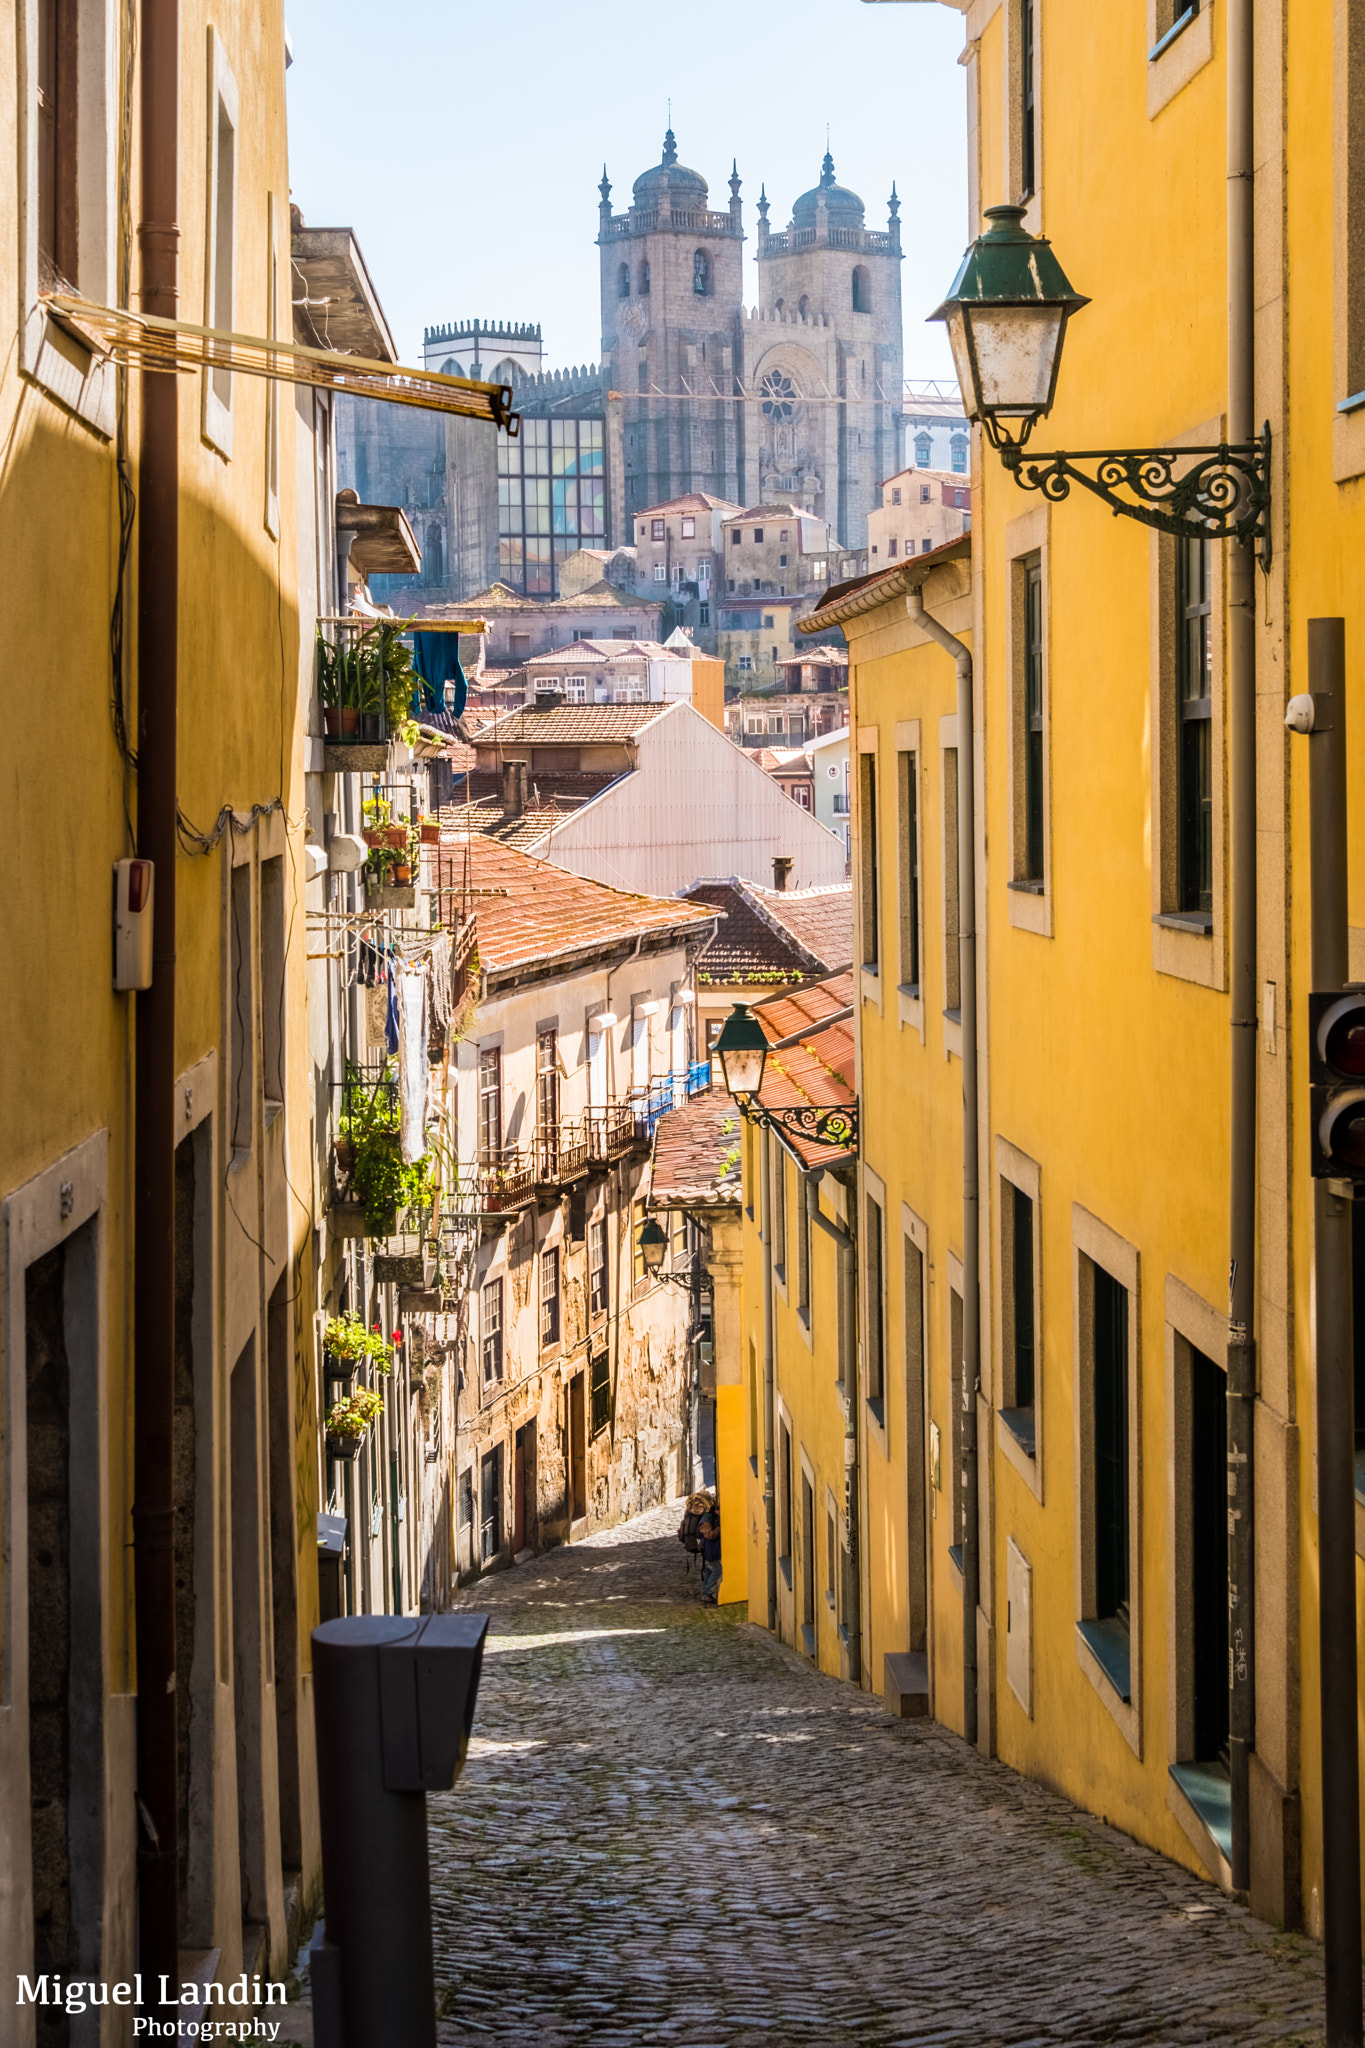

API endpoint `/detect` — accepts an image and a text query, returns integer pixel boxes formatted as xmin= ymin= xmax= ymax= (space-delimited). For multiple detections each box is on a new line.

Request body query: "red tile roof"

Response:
xmin=650 ymin=1094 xmax=744 ymax=1208
xmin=438 ymin=769 xmax=622 ymax=849
xmin=636 ymin=492 xmax=741 ymax=517
xmin=453 ymin=836 xmax=717 ymax=977
xmin=476 ymin=701 xmax=669 ymax=746
xmin=753 ymin=970 xmax=856 ymax=1169
xmin=684 ymin=879 xmax=851 ymax=985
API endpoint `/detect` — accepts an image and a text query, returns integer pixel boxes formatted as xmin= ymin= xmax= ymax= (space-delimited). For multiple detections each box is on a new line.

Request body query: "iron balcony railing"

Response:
xmin=536 ymin=1117 xmax=592 ymax=1187
xmin=586 ymin=1102 xmax=636 ymax=1163
xmin=686 ymin=1060 xmax=711 ymax=1098
xmin=477 ymin=1147 xmax=536 ymax=1213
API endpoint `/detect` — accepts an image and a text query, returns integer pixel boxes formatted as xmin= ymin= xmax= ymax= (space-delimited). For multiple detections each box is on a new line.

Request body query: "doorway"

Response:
xmin=479 ymin=1444 xmax=503 ymax=1564
xmin=568 ymin=1374 xmax=587 ymax=1523
xmin=513 ymin=1421 xmax=538 ymax=1554
xmin=266 ymin=1273 xmax=302 ymax=1874
xmin=230 ymin=1335 xmax=271 ymax=1928
xmin=1191 ymin=1345 xmax=1229 ymax=1763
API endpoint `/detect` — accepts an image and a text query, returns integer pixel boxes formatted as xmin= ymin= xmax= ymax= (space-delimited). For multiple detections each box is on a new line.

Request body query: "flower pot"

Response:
xmin=360 ymin=713 xmax=382 ymax=742
xmin=419 ymin=822 xmax=441 ymax=845
xmin=361 ymin=831 xmax=384 ymax=851
xmin=383 ymin=826 xmax=407 ymax=849
xmin=393 ymin=863 xmax=412 ymax=884
xmin=322 ymin=706 xmax=341 ymax=736
xmin=326 ymin=1431 xmax=365 ymax=1461
xmin=339 ymin=707 xmax=361 ymax=738
xmin=323 ymin=1352 xmax=356 ymax=1385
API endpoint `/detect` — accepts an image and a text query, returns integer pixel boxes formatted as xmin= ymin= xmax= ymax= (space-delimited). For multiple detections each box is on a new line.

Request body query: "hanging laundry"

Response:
xmin=412 ymin=633 xmax=467 ymax=717
xmin=356 ymin=938 xmax=388 ymax=989
xmin=396 ymin=967 xmax=429 ymax=1162
xmin=386 ymin=969 xmax=400 ymax=1056
xmin=429 ymin=931 xmax=454 ymax=1034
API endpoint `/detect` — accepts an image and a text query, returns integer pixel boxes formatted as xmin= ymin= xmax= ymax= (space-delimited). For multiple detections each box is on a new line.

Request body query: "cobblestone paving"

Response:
xmin=430 ymin=1502 xmax=1327 ymax=2048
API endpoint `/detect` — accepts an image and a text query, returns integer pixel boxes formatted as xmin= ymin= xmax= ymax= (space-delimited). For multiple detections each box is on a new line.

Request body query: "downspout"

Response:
xmin=806 ymin=1172 xmax=859 ymax=1684
xmin=760 ymin=1128 xmax=778 ymax=1632
xmin=1226 ymin=0 xmax=1257 ymax=1896
xmin=134 ymin=0 xmax=181 ymax=2006
xmin=907 ymin=584 xmax=980 ymax=1747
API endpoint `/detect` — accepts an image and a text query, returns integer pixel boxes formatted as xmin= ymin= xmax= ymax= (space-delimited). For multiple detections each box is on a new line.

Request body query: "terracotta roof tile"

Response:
xmin=477 ymin=701 xmax=670 ymax=745
xmin=753 ymin=969 xmax=857 ymax=1169
xmin=650 ymin=1094 xmax=744 ymax=1208
xmin=636 ymin=492 xmax=741 ymax=517
xmin=451 ymin=835 xmax=716 ymax=976
xmin=683 ymin=880 xmax=851 ymax=984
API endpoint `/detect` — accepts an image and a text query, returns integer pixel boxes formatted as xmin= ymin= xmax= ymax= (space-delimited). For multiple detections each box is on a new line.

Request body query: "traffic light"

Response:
xmin=1310 ymin=990 xmax=1365 ymax=1179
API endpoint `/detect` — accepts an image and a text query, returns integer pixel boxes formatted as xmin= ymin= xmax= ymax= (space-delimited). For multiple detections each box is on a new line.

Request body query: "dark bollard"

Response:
xmin=311 ymin=1612 xmax=489 ymax=2048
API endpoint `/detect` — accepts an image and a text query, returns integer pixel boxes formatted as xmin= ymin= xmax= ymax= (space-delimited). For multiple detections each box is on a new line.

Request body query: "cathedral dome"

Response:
xmin=791 ymin=152 xmax=865 ymax=228
xmin=632 ymin=129 xmax=709 ymax=207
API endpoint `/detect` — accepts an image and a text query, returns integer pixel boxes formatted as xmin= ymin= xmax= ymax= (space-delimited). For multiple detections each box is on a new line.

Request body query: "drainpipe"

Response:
xmin=906 ymin=584 xmax=979 ymax=1747
xmin=1226 ymin=0 xmax=1257 ymax=1897
xmin=760 ymin=1129 xmax=778 ymax=1632
xmin=134 ymin=0 xmax=181 ymax=2007
xmin=806 ymin=1172 xmax=859 ymax=1684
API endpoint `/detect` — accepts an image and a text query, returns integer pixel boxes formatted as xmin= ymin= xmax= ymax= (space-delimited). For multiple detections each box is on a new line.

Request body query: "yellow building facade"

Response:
xmin=753 ymin=0 xmax=1365 ymax=1948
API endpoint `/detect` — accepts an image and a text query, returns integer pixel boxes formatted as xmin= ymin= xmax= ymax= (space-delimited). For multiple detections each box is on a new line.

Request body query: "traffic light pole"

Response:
xmin=1303 ymin=617 xmax=1361 ymax=2048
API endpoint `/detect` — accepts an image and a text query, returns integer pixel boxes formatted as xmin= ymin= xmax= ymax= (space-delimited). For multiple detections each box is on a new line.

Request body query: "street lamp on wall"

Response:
xmin=714 ymin=1000 xmax=859 ymax=1152
xmin=931 ymin=204 xmax=1272 ymax=558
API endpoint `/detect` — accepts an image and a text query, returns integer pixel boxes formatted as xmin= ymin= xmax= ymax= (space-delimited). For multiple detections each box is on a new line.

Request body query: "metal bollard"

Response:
xmin=311 ymin=1612 xmax=489 ymax=2048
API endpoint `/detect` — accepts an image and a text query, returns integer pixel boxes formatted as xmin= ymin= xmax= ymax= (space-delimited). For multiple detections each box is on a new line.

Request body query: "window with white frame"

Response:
xmin=540 ymin=1245 xmax=560 ymax=1348
xmin=481 ymin=1277 xmax=504 ymax=1383
xmin=202 ymin=29 xmax=239 ymax=457
xmin=563 ymin=673 xmax=588 ymax=703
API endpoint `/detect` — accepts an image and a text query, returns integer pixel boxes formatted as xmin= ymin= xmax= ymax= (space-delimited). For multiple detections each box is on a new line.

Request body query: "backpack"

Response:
xmin=678 ymin=1491 xmax=713 ymax=1554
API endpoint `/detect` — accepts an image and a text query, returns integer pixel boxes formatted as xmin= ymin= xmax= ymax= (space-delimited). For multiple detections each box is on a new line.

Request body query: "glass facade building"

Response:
xmin=498 ymin=418 xmax=606 ymax=595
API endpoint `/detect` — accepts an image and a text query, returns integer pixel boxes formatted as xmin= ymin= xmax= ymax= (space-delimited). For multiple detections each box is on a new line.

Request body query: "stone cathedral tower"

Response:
xmin=599 ymin=137 xmax=903 ymax=547
xmin=747 ymin=153 xmax=903 ymax=547
xmin=599 ymin=130 xmax=747 ymax=522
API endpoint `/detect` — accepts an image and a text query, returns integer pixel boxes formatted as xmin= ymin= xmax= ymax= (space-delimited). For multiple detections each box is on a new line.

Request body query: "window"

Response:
xmin=942 ymin=749 xmax=961 ymax=1015
xmin=753 ymin=528 xmax=764 ymax=543
xmin=618 ymin=262 xmax=631 ymax=300
xmin=479 ymin=1445 xmax=502 ymax=1561
xmin=813 ymin=559 xmax=827 ymax=581
xmin=681 ymin=516 xmax=696 ymax=538
xmin=653 ymin=563 xmax=667 ymax=582
xmin=921 ymin=484 xmax=932 ymax=504
xmin=859 ymin=750 xmax=879 ymax=971
xmin=887 ymin=539 xmax=898 ymax=559
xmin=898 ymin=749 xmax=920 ymax=995
xmin=1023 ymin=554 xmax=1045 ymax=884
xmin=651 ymin=518 xmax=665 ymax=540
xmin=921 ymin=539 xmax=933 ymax=554
xmin=540 ymin=1245 xmax=560 ymax=1348
xmin=537 ymin=1028 xmax=559 ymax=1171
xmin=693 ymin=249 xmax=710 ymax=295
xmin=852 ymin=264 xmax=871 ymax=313
xmin=481 ymin=1278 xmax=504 ymax=1384
xmin=764 ymin=614 xmax=775 ymax=630
xmin=230 ymin=863 xmax=253 ymax=1154
xmin=779 ymin=553 xmax=788 ymax=567
xmin=632 ymin=1198 xmax=647 ymax=1285
xmin=730 ymin=529 xmax=741 ymax=547
xmin=260 ymin=855 xmax=285 ymax=1108
xmin=589 ymin=1218 xmax=608 ymax=1321
xmin=951 ymin=435 xmax=968 ymax=474
xmin=779 ymin=1422 xmax=793 ymax=1573
xmin=591 ymin=1350 xmax=611 ymax=1435
xmin=478 ymin=1048 xmax=502 ymax=1164
xmin=564 ymin=673 xmax=588 ymax=703
xmin=865 ymin=1193 xmax=885 ymax=1415
xmin=497 ymin=417 xmax=605 ymax=596
xmin=801 ymin=1472 xmax=816 ymax=1646
xmin=1151 ymin=0 xmax=1201 ymax=59
xmin=639 ymin=258 xmax=650 ymax=295
xmin=36 ymin=0 xmax=79 ymax=285
xmin=796 ymin=1171 xmax=810 ymax=1323
xmin=699 ymin=604 xmax=710 ymax=625
xmin=1177 ymin=537 xmax=1213 ymax=915
xmin=771 ymin=1138 xmax=786 ymax=1279
xmin=1091 ymin=1267 xmax=1130 ymax=1663
xmin=891 ymin=488 xmax=902 ymax=507
xmin=1002 ymin=1182 xmax=1037 ymax=1455
xmin=202 ymin=30 xmax=239 ymax=457
xmin=915 ymin=438 xmax=931 ymax=469
xmin=738 ymin=656 xmax=752 ymax=673
xmin=1020 ymin=0 xmax=1037 ymax=198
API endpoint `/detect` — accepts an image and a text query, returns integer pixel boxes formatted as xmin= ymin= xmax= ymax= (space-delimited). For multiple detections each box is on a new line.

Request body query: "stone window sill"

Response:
xmin=1169 ymin=1760 xmax=1232 ymax=1866
xmin=1077 ymin=1616 xmax=1130 ymax=1703
xmin=1000 ymin=1406 xmax=1036 ymax=1459
xmin=1153 ymin=911 xmax=1212 ymax=934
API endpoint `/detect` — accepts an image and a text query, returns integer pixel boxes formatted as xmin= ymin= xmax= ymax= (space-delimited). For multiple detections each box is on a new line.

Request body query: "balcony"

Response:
xmin=316 ymin=616 xmax=404 ymax=773
xmin=536 ymin=1117 xmax=592 ymax=1188
xmin=586 ymin=1102 xmax=636 ymax=1164
xmin=635 ymin=1077 xmax=677 ymax=1140
xmin=832 ymin=794 xmax=850 ymax=815
xmin=477 ymin=1147 xmax=536 ymax=1214
xmin=686 ymin=1060 xmax=712 ymax=1098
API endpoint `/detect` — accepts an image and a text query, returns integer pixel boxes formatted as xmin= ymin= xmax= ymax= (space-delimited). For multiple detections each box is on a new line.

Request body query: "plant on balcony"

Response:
xmin=361 ymin=794 xmax=407 ymax=850
xmin=339 ymin=1062 xmax=435 ymax=1232
xmin=417 ymin=813 xmax=441 ymax=846
xmin=322 ymin=1311 xmax=394 ymax=1375
xmin=316 ymin=631 xmax=362 ymax=738
xmin=325 ymin=1384 xmax=385 ymax=1455
xmin=381 ymin=626 xmax=419 ymax=735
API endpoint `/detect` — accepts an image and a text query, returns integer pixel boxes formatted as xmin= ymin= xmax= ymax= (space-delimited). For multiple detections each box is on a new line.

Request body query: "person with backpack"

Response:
xmin=678 ymin=1490 xmax=713 ymax=1585
xmin=698 ymin=1500 xmax=722 ymax=1604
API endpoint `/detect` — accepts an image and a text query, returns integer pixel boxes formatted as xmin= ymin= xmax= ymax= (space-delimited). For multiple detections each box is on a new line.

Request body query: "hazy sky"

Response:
xmin=284 ymin=1 xmax=969 ymax=381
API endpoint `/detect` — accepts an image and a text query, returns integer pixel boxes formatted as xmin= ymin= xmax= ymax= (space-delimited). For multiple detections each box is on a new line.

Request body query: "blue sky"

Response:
xmin=284 ymin=1 xmax=969 ymax=379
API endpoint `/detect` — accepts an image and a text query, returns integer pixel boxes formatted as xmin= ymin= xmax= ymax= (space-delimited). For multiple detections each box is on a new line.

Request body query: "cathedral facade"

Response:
xmin=599 ymin=132 xmax=903 ymax=548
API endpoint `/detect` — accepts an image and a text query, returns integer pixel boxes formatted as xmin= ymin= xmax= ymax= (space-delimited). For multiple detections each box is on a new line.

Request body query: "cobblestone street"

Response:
xmin=427 ymin=1503 xmax=1328 ymax=2048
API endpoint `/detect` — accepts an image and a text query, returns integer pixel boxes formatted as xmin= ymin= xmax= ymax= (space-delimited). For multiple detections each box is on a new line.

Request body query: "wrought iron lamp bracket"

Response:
xmin=996 ymin=421 xmax=1271 ymax=564
xmin=740 ymin=1099 xmax=860 ymax=1152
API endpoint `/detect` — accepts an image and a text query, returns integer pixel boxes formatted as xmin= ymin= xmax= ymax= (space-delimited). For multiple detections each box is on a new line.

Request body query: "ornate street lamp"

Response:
xmin=714 ymin=1001 xmax=858 ymax=1152
xmin=637 ymin=1215 xmax=670 ymax=1275
xmin=931 ymin=204 xmax=1271 ymax=556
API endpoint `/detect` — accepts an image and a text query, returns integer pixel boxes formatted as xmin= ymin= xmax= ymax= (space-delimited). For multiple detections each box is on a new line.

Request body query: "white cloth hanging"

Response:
xmin=396 ymin=967 xmax=428 ymax=1162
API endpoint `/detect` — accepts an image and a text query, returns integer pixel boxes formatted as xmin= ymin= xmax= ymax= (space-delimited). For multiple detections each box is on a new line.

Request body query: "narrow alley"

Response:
xmin=428 ymin=1506 xmax=1326 ymax=2048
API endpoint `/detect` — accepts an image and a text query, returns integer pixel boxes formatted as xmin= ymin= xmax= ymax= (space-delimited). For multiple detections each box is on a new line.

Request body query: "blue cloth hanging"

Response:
xmin=411 ymin=633 xmax=467 ymax=717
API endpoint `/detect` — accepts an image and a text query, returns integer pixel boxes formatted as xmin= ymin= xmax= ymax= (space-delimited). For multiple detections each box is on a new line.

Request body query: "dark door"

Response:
xmin=1191 ymin=1346 xmax=1229 ymax=1762
xmin=513 ymin=1429 xmax=526 ymax=1553
xmin=480 ymin=1445 xmax=502 ymax=1563
xmin=569 ymin=1375 xmax=587 ymax=1522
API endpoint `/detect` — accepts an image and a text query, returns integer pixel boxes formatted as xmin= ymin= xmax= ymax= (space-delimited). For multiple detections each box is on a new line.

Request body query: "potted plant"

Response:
xmin=358 ymin=633 xmax=386 ymax=742
xmin=361 ymin=794 xmax=392 ymax=849
xmin=418 ymin=813 xmax=441 ymax=846
xmin=317 ymin=632 xmax=341 ymax=736
xmin=324 ymin=1387 xmax=383 ymax=1458
xmin=393 ymin=855 xmax=413 ymax=885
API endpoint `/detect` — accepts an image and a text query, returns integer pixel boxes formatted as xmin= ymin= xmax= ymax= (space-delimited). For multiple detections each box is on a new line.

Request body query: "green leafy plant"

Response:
xmin=322 ymin=1312 xmax=394 ymax=1373
xmin=316 ymin=630 xmax=340 ymax=708
xmin=362 ymin=794 xmax=393 ymax=830
xmin=325 ymin=1385 xmax=385 ymax=1441
xmin=339 ymin=1061 xmax=434 ymax=1230
xmin=382 ymin=625 xmax=419 ymax=732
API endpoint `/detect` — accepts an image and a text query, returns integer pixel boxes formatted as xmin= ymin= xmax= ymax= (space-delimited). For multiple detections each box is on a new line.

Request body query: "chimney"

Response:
xmin=773 ymin=855 xmax=794 ymax=892
xmin=502 ymin=761 xmax=527 ymax=818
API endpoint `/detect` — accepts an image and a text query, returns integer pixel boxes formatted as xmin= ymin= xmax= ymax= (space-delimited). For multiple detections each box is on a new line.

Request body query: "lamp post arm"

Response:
xmin=998 ymin=425 xmax=1271 ymax=560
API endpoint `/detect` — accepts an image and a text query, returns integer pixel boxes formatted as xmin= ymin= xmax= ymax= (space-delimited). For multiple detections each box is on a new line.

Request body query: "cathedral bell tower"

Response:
xmin=597 ymin=130 xmax=746 ymax=521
